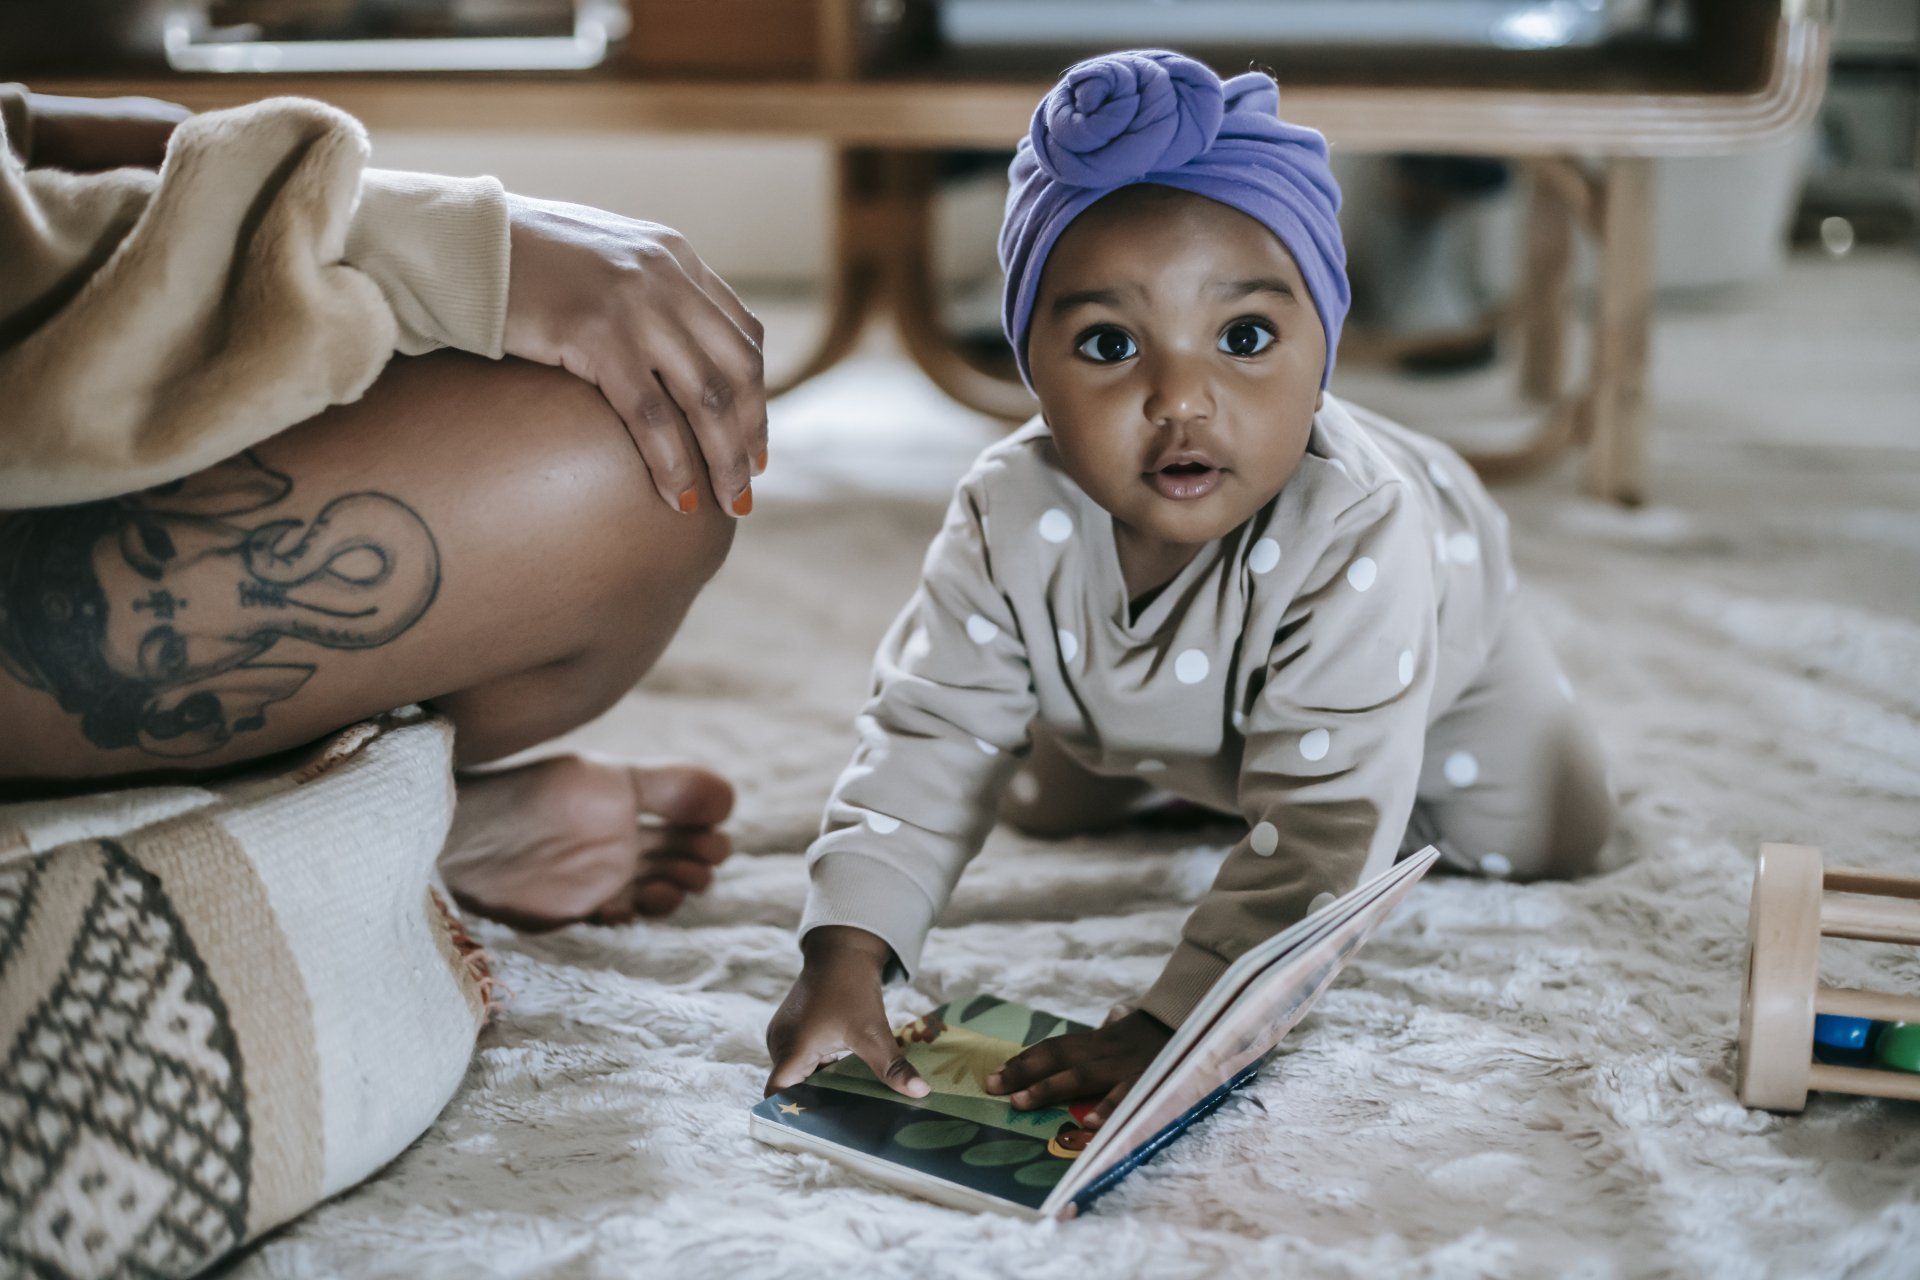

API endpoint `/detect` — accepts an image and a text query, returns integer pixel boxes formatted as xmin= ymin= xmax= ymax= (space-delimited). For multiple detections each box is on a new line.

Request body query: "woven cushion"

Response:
xmin=0 ymin=710 xmax=485 ymax=1279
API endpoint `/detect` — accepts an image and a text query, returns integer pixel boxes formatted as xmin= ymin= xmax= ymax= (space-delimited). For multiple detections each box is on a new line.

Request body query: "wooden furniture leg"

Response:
xmin=769 ymin=149 xmax=887 ymax=397
xmin=884 ymin=152 xmax=1039 ymax=421
xmin=1519 ymin=159 xmax=1576 ymax=404
xmin=773 ymin=148 xmax=1038 ymax=420
xmin=1583 ymin=156 xmax=1655 ymax=506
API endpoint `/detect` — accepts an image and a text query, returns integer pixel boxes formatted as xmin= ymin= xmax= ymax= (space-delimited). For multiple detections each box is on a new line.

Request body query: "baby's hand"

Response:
xmin=985 ymin=1010 xmax=1172 ymax=1127
xmin=763 ymin=926 xmax=931 ymax=1100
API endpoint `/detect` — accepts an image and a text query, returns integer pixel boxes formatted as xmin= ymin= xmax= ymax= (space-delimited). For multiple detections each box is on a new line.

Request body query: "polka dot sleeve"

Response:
xmin=1139 ymin=482 xmax=1438 ymax=1028
xmin=798 ymin=481 xmax=1037 ymax=977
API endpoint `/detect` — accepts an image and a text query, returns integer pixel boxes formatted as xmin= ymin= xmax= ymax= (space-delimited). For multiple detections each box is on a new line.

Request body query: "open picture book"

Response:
xmin=751 ymin=844 xmax=1440 ymax=1218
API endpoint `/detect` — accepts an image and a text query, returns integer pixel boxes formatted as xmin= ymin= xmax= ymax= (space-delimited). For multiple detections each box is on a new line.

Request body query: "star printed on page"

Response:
xmin=778 ymin=1102 xmax=805 ymax=1115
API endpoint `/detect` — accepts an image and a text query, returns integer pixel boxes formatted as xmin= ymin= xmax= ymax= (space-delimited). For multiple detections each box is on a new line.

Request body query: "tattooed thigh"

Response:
xmin=0 ymin=451 xmax=440 ymax=760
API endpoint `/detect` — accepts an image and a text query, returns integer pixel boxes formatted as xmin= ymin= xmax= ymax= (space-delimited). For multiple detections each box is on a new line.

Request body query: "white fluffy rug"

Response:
xmin=233 ymin=253 xmax=1920 ymax=1279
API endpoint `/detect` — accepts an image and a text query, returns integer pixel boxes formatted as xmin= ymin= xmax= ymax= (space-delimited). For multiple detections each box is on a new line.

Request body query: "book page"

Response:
xmin=1050 ymin=847 xmax=1438 ymax=1210
xmin=751 ymin=994 xmax=1099 ymax=1211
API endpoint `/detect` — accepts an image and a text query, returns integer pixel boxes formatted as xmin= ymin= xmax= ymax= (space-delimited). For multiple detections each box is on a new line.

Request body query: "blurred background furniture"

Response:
xmin=12 ymin=0 xmax=1836 ymax=504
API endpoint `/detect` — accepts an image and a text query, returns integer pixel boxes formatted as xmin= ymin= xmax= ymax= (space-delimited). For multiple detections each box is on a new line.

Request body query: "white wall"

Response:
xmin=368 ymin=130 xmax=1009 ymax=294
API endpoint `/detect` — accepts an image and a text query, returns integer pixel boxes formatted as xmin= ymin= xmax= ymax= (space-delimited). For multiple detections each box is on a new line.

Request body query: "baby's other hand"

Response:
xmin=985 ymin=1010 xmax=1172 ymax=1127
xmin=763 ymin=926 xmax=930 ymax=1100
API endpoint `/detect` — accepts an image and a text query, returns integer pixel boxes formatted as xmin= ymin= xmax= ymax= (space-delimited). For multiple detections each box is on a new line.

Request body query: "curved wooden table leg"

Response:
xmin=1459 ymin=152 xmax=1652 ymax=504
xmin=770 ymin=148 xmax=886 ymax=398
xmin=1458 ymin=395 xmax=1588 ymax=482
xmin=883 ymin=152 xmax=1038 ymax=422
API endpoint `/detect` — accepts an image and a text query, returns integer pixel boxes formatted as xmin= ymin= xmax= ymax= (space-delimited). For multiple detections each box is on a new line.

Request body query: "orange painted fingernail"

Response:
xmin=731 ymin=484 xmax=754 ymax=517
xmin=755 ymin=447 xmax=769 ymax=475
xmin=677 ymin=488 xmax=699 ymax=514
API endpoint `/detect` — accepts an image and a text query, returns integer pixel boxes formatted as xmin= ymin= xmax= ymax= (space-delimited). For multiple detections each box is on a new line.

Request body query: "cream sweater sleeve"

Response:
xmin=0 ymin=87 xmax=509 ymax=510
xmin=799 ymin=478 xmax=1037 ymax=975
xmin=1137 ymin=481 xmax=1440 ymax=1028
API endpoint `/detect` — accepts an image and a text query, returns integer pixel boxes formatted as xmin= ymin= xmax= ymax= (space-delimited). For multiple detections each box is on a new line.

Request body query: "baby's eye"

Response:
xmin=1219 ymin=320 xmax=1276 ymax=357
xmin=1076 ymin=327 xmax=1138 ymax=364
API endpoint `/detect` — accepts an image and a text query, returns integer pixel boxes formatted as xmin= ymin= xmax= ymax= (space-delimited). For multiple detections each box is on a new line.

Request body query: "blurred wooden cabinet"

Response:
xmin=13 ymin=0 xmax=1834 ymax=504
xmin=618 ymin=0 xmax=825 ymax=76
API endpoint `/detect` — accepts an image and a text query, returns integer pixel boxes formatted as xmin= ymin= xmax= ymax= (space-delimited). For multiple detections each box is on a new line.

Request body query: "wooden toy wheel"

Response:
xmin=1737 ymin=843 xmax=1824 ymax=1111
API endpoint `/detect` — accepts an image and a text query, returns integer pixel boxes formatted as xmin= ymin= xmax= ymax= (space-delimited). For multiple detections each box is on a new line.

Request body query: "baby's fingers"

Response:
xmin=854 ymin=1026 xmax=930 ymax=1099
xmin=986 ymin=1034 xmax=1081 ymax=1096
xmin=1084 ymin=1076 xmax=1141 ymax=1130
xmin=764 ymin=1041 xmax=832 ymax=1097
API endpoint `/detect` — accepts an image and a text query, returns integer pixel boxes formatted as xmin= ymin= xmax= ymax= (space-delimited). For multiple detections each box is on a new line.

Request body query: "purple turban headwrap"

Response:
xmin=999 ymin=50 xmax=1349 ymax=390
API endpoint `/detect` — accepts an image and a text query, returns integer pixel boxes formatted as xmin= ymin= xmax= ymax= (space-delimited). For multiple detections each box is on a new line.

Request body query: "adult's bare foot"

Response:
xmin=440 ymin=754 xmax=735 ymax=930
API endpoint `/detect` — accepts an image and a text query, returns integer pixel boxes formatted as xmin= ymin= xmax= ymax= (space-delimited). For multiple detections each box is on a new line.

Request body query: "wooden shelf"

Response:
xmin=30 ymin=18 xmax=1826 ymax=158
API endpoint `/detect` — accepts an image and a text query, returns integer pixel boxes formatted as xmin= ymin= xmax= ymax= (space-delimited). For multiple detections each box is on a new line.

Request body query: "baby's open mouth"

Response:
xmin=1146 ymin=460 xmax=1224 ymax=501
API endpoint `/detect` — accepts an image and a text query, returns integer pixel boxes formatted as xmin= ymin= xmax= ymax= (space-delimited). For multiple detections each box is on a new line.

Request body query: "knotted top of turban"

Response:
xmin=999 ymin=50 xmax=1349 ymax=390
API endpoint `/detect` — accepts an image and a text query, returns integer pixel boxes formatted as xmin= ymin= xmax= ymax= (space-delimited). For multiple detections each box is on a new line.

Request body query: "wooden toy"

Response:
xmin=1737 ymin=843 xmax=1920 ymax=1112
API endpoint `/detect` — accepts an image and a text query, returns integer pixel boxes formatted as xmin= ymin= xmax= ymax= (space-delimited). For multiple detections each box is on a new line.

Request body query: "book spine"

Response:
xmin=1067 ymin=1062 xmax=1263 ymax=1215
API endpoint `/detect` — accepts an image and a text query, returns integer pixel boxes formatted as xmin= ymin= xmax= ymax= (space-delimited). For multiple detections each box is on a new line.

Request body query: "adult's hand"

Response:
xmin=503 ymin=194 xmax=768 ymax=517
xmin=25 ymin=92 xmax=191 ymax=171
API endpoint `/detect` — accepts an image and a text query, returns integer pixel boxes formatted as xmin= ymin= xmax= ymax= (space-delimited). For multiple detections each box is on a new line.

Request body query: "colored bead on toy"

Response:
xmin=1872 ymin=1022 xmax=1920 ymax=1074
xmin=1813 ymin=1014 xmax=1875 ymax=1052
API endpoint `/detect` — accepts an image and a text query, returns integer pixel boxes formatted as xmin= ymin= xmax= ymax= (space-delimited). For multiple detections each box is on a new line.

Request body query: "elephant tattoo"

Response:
xmin=0 ymin=452 xmax=440 ymax=757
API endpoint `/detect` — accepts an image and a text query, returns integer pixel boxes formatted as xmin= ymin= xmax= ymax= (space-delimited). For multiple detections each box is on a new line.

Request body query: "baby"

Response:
xmin=765 ymin=50 xmax=1614 ymax=1123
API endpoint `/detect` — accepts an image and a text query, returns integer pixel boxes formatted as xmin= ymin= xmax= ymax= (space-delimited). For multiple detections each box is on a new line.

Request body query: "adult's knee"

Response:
xmin=500 ymin=360 xmax=738 ymax=633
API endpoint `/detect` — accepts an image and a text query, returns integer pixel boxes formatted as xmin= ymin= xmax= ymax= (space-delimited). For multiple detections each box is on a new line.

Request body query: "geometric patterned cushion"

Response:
xmin=0 ymin=710 xmax=486 ymax=1279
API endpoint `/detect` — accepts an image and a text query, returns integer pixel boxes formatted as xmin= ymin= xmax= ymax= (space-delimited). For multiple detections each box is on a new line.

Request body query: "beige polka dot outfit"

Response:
xmin=801 ymin=395 xmax=1612 ymax=1028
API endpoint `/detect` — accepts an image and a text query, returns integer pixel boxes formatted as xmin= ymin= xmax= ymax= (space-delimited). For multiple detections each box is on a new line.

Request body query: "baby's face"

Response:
xmin=1027 ymin=185 xmax=1326 ymax=551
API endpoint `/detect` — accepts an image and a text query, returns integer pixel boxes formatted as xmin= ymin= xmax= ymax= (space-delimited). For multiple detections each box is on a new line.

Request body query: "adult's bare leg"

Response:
xmin=0 ymin=352 xmax=739 ymax=922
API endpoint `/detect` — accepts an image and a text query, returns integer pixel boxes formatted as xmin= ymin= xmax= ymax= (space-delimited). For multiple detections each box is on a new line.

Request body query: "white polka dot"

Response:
xmin=1136 ymin=758 xmax=1166 ymax=773
xmin=1057 ymin=629 xmax=1079 ymax=663
xmin=1174 ymin=649 xmax=1210 ymax=684
xmin=1299 ymin=728 xmax=1331 ymax=762
xmin=1249 ymin=537 xmax=1281 ymax=575
xmin=1250 ymin=821 xmax=1280 ymax=856
xmin=1346 ymin=557 xmax=1377 ymax=592
xmin=966 ymin=614 xmax=998 ymax=644
xmin=1434 ymin=531 xmax=1450 ymax=564
xmin=1038 ymin=508 xmax=1074 ymax=543
xmin=1427 ymin=459 xmax=1453 ymax=488
xmin=1479 ymin=852 xmax=1513 ymax=878
xmin=1443 ymin=751 xmax=1480 ymax=788
xmin=866 ymin=811 xmax=901 ymax=834
xmin=1308 ymin=891 xmax=1338 ymax=914
xmin=1398 ymin=649 xmax=1415 ymax=688
xmin=973 ymin=737 xmax=998 ymax=756
xmin=1556 ymin=672 xmax=1574 ymax=700
xmin=1447 ymin=532 xmax=1480 ymax=565
xmin=1009 ymin=773 xmax=1040 ymax=805
xmin=1232 ymin=708 xmax=1247 ymax=731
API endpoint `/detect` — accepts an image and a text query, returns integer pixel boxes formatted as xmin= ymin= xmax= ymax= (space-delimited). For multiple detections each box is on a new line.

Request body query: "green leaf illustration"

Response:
xmin=895 ymin=1119 xmax=980 ymax=1150
xmin=1014 ymin=1158 xmax=1069 ymax=1188
xmin=961 ymin=1140 xmax=1039 ymax=1167
xmin=960 ymin=994 xmax=1005 ymax=1023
